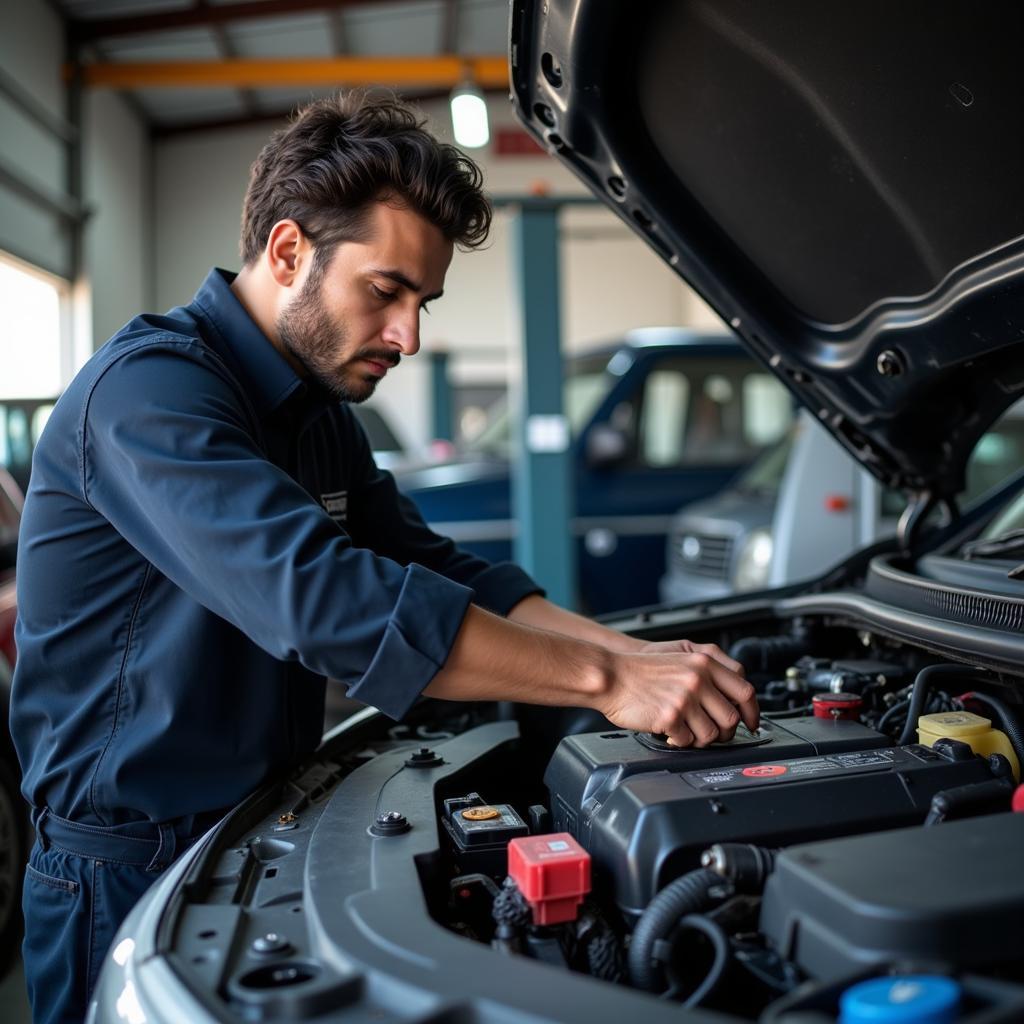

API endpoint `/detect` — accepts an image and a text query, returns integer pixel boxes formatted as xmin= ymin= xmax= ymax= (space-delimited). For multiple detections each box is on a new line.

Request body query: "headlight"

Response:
xmin=733 ymin=528 xmax=773 ymax=591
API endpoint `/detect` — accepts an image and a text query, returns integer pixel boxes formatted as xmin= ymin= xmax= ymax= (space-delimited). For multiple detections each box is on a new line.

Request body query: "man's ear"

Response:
xmin=265 ymin=220 xmax=310 ymax=288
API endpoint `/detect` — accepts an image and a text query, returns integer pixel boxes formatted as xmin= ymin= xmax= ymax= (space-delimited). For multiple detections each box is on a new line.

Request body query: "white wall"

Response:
xmin=83 ymin=89 xmax=152 ymax=347
xmin=153 ymin=93 xmax=720 ymax=444
xmin=0 ymin=0 xmax=152 ymax=369
xmin=153 ymin=123 xmax=271 ymax=312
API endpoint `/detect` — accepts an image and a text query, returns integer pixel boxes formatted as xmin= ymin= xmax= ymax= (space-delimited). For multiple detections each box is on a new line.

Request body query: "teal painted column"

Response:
xmin=429 ymin=350 xmax=453 ymax=442
xmin=511 ymin=203 xmax=575 ymax=608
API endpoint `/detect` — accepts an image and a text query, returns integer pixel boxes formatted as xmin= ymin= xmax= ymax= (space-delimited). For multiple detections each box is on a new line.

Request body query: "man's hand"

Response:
xmin=634 ymin=637 xmax=746 ymax=676
xmin=504 ymin=596 xmax=758 ymax=747
xmin=597 ymin=644 xmax=757 ymax=748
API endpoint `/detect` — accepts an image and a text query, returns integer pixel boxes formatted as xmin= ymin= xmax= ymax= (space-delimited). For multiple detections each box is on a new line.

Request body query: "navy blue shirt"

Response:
xmin=11 ymin=269 xmax=540 ymax=828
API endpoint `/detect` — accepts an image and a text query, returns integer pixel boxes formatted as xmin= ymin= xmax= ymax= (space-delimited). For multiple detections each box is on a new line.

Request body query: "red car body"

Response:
xmin=0 ymin=468 xmax=21 ymax=672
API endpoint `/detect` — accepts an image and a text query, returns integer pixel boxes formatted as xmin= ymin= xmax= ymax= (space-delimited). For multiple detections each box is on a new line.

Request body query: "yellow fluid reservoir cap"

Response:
xmin=917 ymin=710 xmax=1020 ymax=783
xmin=462 ymin=806 xmax=500 ymax=821
xmin=918 ymin=711 xmax=992 ymax=737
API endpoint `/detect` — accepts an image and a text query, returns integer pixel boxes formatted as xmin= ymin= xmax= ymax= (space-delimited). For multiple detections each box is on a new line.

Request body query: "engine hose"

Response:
xmin=962 ymin=691 xmax=1024 ymax=771
xmin=877 ymin=698 xmax=910 ymax=737
xmin=674 ymin=915 xmax=732 ymax=1009
xmin=728 ymin=635 xmax=807 ymax=675
xmin=628 ymin=867 xmax=724 ymax=992
xmin=897 ymin=665 xmax=988 ymax=746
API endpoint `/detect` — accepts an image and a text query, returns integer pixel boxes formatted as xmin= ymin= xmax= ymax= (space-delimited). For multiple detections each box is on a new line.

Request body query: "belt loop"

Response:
xmin=36 ymin=808 xmax=51 ymax=852
xmin=146 ymin=822 xmax=176 ymax=872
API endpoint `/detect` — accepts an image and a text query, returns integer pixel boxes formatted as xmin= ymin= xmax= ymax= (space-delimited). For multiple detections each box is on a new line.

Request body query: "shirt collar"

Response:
xmin=189 ymin=267 xmax=307 ymax=418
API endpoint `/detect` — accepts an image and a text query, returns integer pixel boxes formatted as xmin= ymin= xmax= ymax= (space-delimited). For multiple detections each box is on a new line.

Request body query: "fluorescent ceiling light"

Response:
xmin=450 ymin=82 xmax=489 ymax=148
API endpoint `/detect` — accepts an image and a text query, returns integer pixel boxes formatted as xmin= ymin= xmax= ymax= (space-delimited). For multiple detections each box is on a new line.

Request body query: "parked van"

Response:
xmin=397 ymin=328 xmax=793 ymax=613
xmin=661 ymin=405 xmax=1024 ymax=604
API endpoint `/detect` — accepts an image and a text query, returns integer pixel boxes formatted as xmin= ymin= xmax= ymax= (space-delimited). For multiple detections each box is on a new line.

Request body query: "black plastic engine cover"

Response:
xmin=546 ymin=717 xmax=888 ymax=845
xmin=760 ymin=812 xmax=1024 ymax=981
xmin=546 ymin=723 xmax=997 ymax=916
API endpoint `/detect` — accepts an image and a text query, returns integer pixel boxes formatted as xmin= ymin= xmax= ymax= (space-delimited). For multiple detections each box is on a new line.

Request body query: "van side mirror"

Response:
xmin=586 ymin=424 xmax=629 ymax=467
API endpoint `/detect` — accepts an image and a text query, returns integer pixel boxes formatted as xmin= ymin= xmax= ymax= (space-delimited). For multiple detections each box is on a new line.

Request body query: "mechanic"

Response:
xmin=10 ymin=92 xmax=758 ymax=1024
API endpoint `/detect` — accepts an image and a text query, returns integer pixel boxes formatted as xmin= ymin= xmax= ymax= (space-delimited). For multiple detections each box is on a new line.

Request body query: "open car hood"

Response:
xmin=510 ymin=1 xmax=1024 ymax=510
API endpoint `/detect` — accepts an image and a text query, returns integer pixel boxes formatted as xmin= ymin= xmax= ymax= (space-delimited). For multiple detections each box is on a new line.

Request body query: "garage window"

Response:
xmin=0 ymin=252 xmax=67 ymax=490
xmin=0 ymin=252 xmax=67 ymax=399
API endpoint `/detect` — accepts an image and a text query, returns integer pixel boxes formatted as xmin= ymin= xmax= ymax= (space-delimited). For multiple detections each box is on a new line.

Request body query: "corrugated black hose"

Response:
xmin=627 ymin=868 xmax=725 ymax=992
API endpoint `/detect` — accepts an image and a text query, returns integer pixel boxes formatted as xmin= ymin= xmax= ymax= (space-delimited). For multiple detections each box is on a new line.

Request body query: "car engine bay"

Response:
xmin=425 ymin=626 xmax=1024 ymax=1021
xmin=116 ymin=534 xmax=1024 ymax=1024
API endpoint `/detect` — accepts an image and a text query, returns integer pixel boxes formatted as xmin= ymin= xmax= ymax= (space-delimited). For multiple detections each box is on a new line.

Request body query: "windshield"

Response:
xmin=730 ymin=399 xmax=1024 ymax=526
xmin=732 ymin=430 xmax=795 ymax=497
xmin=963 ymin=400 xmax=1024 ymax=538
xmin=975 ymin=478 xmax=1024 ymax=543
xmin=466 ymin=357 xmax=612 ymax=457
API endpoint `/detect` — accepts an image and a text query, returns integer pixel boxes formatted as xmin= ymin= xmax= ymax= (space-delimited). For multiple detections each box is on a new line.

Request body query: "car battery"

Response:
xmin=545 ymin=716 xmax=889 ymax=843
xmin=546 ymin=727 xmax=1001 ymax=918
xmin=441 ymin=792 xmax=529 ymax=877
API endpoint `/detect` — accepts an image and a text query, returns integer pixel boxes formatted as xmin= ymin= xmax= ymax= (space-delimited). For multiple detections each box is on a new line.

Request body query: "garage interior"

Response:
xmin=4 ymin=3 xmax=1024 ymax=1022
xmin=1 ymin=0 xmax=724 ymax=601
xmin=1 ymin=1 xmax=723 ymax=1014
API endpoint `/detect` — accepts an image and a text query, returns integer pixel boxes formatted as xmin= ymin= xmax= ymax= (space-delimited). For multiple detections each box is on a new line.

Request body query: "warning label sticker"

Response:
xmin=742 ymin=765 xmax=788 ymax=778
xmin=682 ymin=749 xmax=897 ymax=792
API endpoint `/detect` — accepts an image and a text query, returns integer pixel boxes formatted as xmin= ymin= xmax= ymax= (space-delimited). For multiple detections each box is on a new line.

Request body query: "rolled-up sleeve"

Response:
xmin=81 ymin=340 xmax=472 ymax=719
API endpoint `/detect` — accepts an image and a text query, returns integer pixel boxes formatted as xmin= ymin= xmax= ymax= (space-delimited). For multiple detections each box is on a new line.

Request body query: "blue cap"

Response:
xmin=839 ymin=976 xmax=961 ymax=1024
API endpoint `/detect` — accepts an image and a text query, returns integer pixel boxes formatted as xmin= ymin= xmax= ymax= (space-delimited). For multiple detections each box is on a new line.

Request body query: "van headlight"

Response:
xmin=733 ymin=528 xmax=773 ymax=591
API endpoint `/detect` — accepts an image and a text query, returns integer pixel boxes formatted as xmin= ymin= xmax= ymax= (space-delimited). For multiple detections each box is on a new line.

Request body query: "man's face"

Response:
xmin=276 ymin=201 xmax=453 ymax=403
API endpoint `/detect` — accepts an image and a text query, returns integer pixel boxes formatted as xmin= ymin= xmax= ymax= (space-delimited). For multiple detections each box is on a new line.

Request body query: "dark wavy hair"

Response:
xmin=240 ymin=91 xmax=491 ymax=269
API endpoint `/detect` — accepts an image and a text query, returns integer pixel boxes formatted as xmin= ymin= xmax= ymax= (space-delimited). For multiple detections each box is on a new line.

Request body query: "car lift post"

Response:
xmin=505 ymin=196 xmax=581 ymax=609
xmin=429 ymin=350 xmax=453 ymax=442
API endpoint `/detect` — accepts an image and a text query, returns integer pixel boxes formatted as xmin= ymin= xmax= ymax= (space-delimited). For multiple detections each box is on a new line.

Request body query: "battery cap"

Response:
xmin=462 ymin=806 xmax=500 ymax=821
xmin=812 ymin=692 xmax=863 ymax=721
xmin=839 ymin=975 xmax=961 ymax=1024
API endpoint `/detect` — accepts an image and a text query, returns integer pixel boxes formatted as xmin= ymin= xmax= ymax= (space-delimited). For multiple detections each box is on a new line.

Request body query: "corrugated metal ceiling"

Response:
xmin=54 ymin=0 xmax=508 ymax=134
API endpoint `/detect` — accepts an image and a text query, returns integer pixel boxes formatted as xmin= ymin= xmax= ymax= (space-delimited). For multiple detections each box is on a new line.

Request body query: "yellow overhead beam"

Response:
xmin=75 ymin=56 xmax=510 ymax=90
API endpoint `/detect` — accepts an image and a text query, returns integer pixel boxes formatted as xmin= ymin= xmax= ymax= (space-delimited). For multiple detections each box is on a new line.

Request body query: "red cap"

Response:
xmin=507 ymin=833 xmax=591 ymax=926
xmin=1013 ymin=785 xmax=1024 ymax=814
xmin=812 ymin=692 xmax=864 ymax=721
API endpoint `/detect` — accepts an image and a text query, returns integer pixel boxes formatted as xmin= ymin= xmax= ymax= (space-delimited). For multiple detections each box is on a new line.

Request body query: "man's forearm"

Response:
xmin=423 ymin=602 xmax=759 ymax=749
xmin=423 ymin=604 xmax=614 ymax=708
xmin=505 ymin=593 xmax=644 ymax=653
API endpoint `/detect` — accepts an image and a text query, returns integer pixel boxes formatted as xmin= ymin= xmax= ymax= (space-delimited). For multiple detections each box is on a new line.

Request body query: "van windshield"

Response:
xmin=733 ymin=431 xmax=795 ymax=497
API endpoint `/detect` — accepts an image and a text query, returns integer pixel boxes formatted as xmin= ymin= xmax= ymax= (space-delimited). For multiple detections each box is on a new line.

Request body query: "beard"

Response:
xmin=276 ymin=273 xmax=400 ymax=404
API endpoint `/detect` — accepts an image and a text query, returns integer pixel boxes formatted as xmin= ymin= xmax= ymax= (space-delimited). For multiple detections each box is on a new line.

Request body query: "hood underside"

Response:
xmin=510 ymin=0 xmax=1024 ymax=500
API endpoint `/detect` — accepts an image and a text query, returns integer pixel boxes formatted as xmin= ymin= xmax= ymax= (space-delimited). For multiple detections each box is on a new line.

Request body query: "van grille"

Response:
xmin=671 ymin=530 xmax=734 ymax=579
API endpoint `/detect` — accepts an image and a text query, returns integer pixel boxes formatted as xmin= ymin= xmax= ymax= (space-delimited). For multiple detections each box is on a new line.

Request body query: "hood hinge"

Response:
xmin=898 ymin=490 xmax=960 ymax=551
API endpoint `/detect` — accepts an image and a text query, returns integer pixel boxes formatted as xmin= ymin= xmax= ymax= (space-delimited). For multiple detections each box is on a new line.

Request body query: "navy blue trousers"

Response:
xmin=22 ymin=809 xmax=202 ymax=1024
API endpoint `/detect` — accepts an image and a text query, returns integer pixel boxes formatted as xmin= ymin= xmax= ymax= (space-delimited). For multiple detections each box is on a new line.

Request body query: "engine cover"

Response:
xmin=546 ymin=717 xmax=888 ymax=845
xmin=545 ymin=721 xmax=999 ymax=916
xmin=760 ymin=812 xmax=1024 ymax=981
